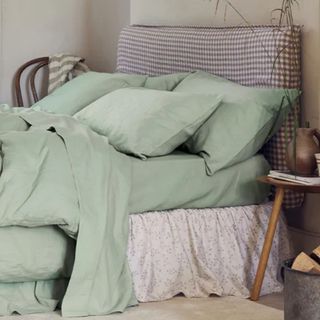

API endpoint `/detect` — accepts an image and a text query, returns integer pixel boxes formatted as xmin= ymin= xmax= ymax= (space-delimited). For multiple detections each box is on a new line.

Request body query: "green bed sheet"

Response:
xmin=129 ymin=151 xmax=271 ymax=213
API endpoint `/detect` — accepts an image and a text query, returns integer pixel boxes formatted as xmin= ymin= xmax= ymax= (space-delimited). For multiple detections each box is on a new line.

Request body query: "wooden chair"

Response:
xmin=14 ymin=57 xmax=49 ymax=107
xmin=15 ymin=56 xmax=86 ymax=107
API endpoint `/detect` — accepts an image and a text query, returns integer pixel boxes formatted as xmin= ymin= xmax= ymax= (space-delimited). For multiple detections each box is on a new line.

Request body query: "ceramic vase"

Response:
xmin=286 ymin=128 xmax=320 ymax=176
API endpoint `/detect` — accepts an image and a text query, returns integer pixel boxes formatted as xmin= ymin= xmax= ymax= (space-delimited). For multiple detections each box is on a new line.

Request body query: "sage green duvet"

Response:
xmin=0 ymin=105 xmax=270 ymax=316
xmin=0 ymin=110 xmax=136 ymax=316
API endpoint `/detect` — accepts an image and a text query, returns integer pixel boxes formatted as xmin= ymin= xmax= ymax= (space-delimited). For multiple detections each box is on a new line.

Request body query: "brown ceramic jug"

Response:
xmin=286 ymin=128 xmax=320 ymax=176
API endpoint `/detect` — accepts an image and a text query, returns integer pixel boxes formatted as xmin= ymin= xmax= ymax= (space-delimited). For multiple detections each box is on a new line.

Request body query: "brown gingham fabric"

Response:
xmin=117 ymin=25 xmax=302 ymax=208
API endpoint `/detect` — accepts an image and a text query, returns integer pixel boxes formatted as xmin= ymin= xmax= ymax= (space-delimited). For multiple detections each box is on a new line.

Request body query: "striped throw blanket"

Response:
xmin=48 ymin=54 xmax=90 ymax=94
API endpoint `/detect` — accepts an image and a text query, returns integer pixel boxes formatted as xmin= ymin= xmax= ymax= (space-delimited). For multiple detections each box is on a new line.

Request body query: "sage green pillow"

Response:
xmin=144 ymin=73 xmax=190 ymax=91
xmin=74 ymin=87 xmax=222 ymax=159
xmin=174 ymin=71 xmax=300 ymax=175
xmin=32 ymin=72 xmax=147 ymax=115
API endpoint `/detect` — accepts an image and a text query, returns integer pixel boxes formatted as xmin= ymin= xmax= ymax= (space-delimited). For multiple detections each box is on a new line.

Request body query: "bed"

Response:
xmin=0 ymin=25 xmax=301 ymax=316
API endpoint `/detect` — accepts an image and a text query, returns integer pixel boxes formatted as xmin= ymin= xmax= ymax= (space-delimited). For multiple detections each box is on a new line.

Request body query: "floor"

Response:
xmin=258 ymin=292 xmax=284 ymax=311
xmin=3 ymin=293 xmax=284 ymax=320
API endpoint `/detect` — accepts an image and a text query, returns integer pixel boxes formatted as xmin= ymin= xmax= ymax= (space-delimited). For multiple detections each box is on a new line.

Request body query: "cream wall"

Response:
xmin=0 ymin=0 xmax=91 ymax=106
xmin=131 ymin=0 xmax=281 ymax=26
xmin=87 ymin=0 xmax=130 ymax=72
xmin=0 ymin=0 xmax=130 ymax=106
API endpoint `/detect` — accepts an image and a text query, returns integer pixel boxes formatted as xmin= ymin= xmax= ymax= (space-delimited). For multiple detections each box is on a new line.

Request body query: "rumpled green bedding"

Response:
xmin=0 ymin=104 xmax=270 ymax=316
xmin=0 ymin=110 xmax=136 ymax=316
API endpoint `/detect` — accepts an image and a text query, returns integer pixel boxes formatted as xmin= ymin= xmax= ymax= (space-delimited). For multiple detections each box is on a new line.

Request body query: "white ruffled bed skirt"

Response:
xmin=127 ymin=202 xmax=290 ymax=302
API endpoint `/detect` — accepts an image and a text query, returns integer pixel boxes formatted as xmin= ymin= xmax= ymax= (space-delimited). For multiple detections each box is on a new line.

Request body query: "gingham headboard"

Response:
xmin=117 ymin=25 xmax=302 ymax=208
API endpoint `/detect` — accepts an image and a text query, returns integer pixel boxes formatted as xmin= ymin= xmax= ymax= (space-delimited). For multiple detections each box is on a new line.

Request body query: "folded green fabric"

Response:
xmin=74 ymin=87 xmax=222 ymax=159
xmin=0 ymin=279 xmax=68 ymax=315
xmin=32 ymin=72 xmax=147 ymax=115
xmin=174 ymin=71 xmax=300 ymax=175
xmin=0 ymin=111 xmax=136 ymax=316
xmin=144 ymin=73 xmax=189 ymax=91
xmin=0 ymin=226 xmax=74 ymax=283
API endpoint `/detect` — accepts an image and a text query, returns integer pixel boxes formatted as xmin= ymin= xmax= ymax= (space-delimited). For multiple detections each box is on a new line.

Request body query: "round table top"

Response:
xmin=258 ymin=176 xmax=320 ymax=193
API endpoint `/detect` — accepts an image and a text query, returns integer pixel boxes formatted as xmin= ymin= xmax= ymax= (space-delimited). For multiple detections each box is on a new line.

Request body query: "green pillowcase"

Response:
xmin=74 ymin=87 xmax=222 ymax=159
xmin=0 ymin=226 xmax=74 ymax=283
xmin=32 ymin=72 xmax=147 ymax=115
xmin=144 ymin=73 xmax=190 ymax=91
xmin=174 ymin=71 xmax=300 ymax=175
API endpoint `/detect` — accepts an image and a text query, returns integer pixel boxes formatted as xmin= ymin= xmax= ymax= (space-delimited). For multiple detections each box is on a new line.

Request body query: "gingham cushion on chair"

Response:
xmin=117 ymin=25 xmax=303 ymax=208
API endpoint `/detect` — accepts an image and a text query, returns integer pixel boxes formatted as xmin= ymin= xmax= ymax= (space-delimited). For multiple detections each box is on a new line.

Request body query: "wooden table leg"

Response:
xmin=251 ymin=187 xmax=285 ymax=301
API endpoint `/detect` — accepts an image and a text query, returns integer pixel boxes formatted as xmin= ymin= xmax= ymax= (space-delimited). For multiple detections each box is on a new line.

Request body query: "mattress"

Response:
xmin=129 ymin=151 xmax=271 ymax=213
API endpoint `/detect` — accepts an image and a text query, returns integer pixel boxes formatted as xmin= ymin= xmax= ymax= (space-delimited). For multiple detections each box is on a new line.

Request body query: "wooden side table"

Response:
xmin=251 ymin=176 xmax=320 ymax=301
